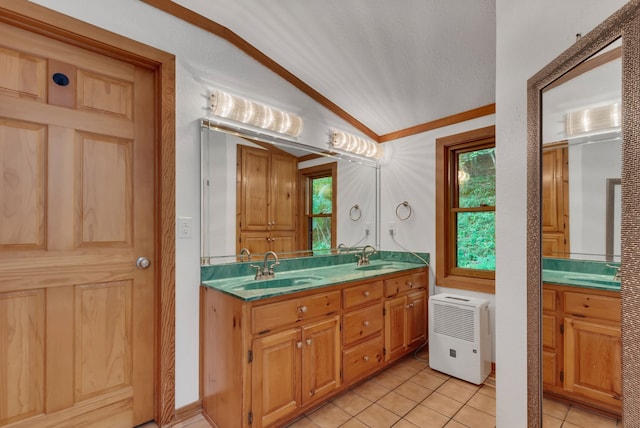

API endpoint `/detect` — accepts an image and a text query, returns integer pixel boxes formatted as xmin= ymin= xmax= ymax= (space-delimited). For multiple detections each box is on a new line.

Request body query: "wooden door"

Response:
xmin=240 ymin=231 xmax=271 ymax=255
xmin=270 ymin=153 xmax=297 ymax=231
xmin=252 ymin=328 xmax=301 ymax=428
xmin=564 ymin=318 xmax=622 ymax=408
xmin=301 ymin=316 xmax=340 ymax=405
xmin=542 ymin=146 xmax=569 ymax=257
xmin=239 ymin=146 xmax=270 ymax=231
xmin=406 ymin=290 xmax=427 ymax=348
xmin=0 ymin=20 xmax=155 ymax=428
xmin=384 ymin=296 xmax=407 ymax=361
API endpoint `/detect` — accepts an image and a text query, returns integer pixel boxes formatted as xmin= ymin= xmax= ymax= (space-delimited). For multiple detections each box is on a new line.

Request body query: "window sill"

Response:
xmin=436 ymin=274 xmax=495 ymax=294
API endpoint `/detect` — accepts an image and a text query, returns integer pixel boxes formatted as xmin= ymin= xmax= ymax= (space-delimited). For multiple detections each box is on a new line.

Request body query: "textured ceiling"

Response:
xmin=173 ymin=0 xmax=496 ymax=137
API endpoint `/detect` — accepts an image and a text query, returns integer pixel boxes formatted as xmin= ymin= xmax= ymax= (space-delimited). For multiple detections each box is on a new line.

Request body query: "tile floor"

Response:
xmin=141 ymin=349 xmax=621 ymax=428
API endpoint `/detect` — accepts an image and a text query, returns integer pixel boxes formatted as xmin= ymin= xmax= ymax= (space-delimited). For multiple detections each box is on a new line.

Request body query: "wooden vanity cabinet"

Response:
xmin=384 ymin=272 xmax=428 ymax=362
xmin=201 ymin=267 xmax=429 ymax=428
xmin=542 ymin=283 xmax=621 ymax=416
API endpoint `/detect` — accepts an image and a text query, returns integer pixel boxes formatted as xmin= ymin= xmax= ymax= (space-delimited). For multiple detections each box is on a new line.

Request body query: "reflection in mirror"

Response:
xmin=540 ymin=40 xmax=623 ymax=419
xmin=200 ymin=120 xmax=380 ymax=264
xmin=542 ymin=40 xmax=621 ymax=262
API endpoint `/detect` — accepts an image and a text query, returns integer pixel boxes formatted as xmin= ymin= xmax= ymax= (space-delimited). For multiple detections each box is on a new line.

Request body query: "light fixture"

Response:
xmin=210 ymin=89 xmax=303 ymax=137
xmin=565 ymin=102 xmax=620 ymax=136
xmin=329 ymin=129 xmax=382 ymax=159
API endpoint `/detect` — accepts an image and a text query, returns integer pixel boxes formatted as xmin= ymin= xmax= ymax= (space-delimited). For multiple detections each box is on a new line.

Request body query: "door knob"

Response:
xmin=136 ymin=257 xmax=151 ymax=269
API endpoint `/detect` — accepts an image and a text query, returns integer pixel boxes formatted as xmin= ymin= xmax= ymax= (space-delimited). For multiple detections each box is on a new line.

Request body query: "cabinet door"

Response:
xmin=239 ymin=231 xmax=271 ymax=255
xmin=301 ymin=316 xmax=341 ymax=405
xmin=240 ymin=146 xmax=270 ymax=231
xmin=252 ymin=328 xmax=302 ymax=427
xmin=564 ymin=318 xmax=622 ymax=408
xmin=269 ymin=231 xmax=296 ymax=253
xmin=384 ymin=296 xmax=407 ymax=361
xmin=406 ymin=290 xmax=427 ymax=347
xmin=270 ymin=153 xmax=297 ymax=231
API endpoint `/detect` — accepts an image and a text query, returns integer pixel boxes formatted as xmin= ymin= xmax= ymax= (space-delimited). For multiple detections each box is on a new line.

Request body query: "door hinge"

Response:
xmin=383 ymin=308 xmax=386 ymax=316
xmin=560 ymin=324 xmax=564 ymax=334
xmin=248 ymin=350 xmax=253 ymax=363
xmin=383 ymin=347 xmax=386 ymax=356
xmin=560 ymin=371 xmax=564 ymax=382
xmin=248 ymin=411 xmax=253 ymax=425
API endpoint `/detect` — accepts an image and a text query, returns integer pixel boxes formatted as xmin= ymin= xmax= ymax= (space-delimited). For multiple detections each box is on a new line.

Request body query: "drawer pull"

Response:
xmin=298 ymin=306 xmax=308 ymax=313
xmin=306 ymin=339 xmax=312 ymax=346
xmin=363 ymin=291 xmax=370 ymax=297
xmin=407 ymin=281 xmax=413 ymax=288
xmin=363 ymin=321 xmax=370 ymax=327
xmin=296 ymin=341 xmax=303 ymax=349
xmin=363 ymin=355 xmax=370 ymax=362
xmin=405 ymin=303 xmax=414 ymax=309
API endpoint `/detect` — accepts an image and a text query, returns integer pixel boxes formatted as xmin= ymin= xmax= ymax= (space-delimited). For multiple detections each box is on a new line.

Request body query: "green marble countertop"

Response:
xmin=202 ymin=259 xmax=428 ymax=301
xmin=542 ymin=269 xmax=620 ymax=291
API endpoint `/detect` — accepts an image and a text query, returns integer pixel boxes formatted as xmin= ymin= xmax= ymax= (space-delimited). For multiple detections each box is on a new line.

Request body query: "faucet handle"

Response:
xmin=250 ymin=264 xmax=263 ymax=279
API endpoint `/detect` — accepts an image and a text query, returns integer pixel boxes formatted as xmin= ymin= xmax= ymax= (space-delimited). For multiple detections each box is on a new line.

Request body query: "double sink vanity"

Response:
xmin=200 ymin=251 xmax=429 ymax=428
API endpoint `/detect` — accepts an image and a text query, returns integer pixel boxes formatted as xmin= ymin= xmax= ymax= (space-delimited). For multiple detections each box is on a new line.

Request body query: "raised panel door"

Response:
xmin=239 ymin=146 xmax=270 ymax=231
xmin=406 ymin=290 xmax=427 ymax=348
xmin=564 ymin=317 xmax=622 ymax=409
xmin=0 ymin=21 xmax=155 ymax=427
xmin=270 ymin=153 xmax=297 ymax=231
xmin=384 ymin=296 xmax=407 ymax=361
xmin=301 ymin=316 xmax=340 ymax=405
xmin=251 ymin=328 xmax=301 ymax=428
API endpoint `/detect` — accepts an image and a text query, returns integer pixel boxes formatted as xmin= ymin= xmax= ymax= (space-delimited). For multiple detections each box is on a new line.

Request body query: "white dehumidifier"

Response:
xmin=428 ymin=293 xmax=491 ymax=385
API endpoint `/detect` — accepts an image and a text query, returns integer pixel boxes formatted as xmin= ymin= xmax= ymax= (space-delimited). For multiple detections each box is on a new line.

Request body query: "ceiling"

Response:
xmin=171 ymin=0 xmax=496 ymax=139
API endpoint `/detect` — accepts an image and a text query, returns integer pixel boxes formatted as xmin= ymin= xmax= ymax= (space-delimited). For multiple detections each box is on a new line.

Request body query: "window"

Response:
xmin=300 ymin=163 xmax=337 ymax=253
xmin=436 ymin=126 xmax=495 ymax=293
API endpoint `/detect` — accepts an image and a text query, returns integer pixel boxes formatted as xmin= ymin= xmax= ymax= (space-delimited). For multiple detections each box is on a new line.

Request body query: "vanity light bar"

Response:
xmin=330 ymin=129 xmax=382 ymax=159
xmin=565 ymin=102 xmax=621 ymax=136
xmin=210 ymin=89 xmax=303 ymax=137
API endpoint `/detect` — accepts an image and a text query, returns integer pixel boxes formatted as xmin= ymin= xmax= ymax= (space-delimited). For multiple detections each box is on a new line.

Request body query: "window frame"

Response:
xmin=298 ymin=162 xmax=337 ymax=252
xmin=436 ymin=126 xmax=495 ymax=294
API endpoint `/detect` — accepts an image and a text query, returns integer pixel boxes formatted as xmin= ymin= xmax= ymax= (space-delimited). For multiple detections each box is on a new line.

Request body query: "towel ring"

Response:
xmin=349 ymin=204 xmax=362 ymax=221
xmin=395 ymin=201 xmax=413 ymax=221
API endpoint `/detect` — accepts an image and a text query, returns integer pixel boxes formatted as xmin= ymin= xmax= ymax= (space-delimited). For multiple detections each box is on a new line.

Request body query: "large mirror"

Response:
xmin=201 ymin=120 xmax=380 ymax=264
xmin=527 ymin=2 xmax=640 ymax=426
xmin=542 ymin=41 xmax=621 ymax=262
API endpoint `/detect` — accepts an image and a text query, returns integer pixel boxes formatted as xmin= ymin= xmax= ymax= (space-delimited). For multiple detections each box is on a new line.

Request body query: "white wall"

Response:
xmin=495 ymin=0 xmax=627 ymax=425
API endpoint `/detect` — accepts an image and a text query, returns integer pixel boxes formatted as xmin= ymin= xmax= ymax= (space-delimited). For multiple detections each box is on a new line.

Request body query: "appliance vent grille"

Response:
xmin=433 ymin=302 xmax=475 ymax=342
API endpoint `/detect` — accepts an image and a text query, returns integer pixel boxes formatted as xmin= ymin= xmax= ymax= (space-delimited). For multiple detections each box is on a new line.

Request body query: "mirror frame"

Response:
xmin=527 ymin=1 xmax=640 ymax=425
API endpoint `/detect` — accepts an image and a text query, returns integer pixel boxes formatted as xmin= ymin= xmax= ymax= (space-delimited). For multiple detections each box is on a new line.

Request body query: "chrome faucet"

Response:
xmin=251 ymin=251 xmax=280 ymax=280
xmin=239 ymin=247 xmax=251 ymax=262
xmin=357 ymin=245 xmax=376 ymax=267
xmin=606 ymin=264 xmax=621 ymax=281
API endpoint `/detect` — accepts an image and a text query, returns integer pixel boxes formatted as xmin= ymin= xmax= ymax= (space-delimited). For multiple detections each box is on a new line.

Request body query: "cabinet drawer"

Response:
xmin=252 ymin=291 xmax=341 ymax=334
xmin=343 ymin=303 xmax=383 ymax=345
xmin=384 ymin=271 xmax=427 ymax=296
xmin=543 ymin=289 xmax=556 ymax=311
xmin=342 ymin=334 xmax=384 ymax=384
xmin=343 ymin=281 xmax=383 ymax=309
xmin=564 ymin=292 xmax=620 ymax=322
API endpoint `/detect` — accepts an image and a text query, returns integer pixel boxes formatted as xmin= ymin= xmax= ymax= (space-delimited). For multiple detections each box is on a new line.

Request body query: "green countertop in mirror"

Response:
xmin=542 ymin=257 xmax=620 ymax=291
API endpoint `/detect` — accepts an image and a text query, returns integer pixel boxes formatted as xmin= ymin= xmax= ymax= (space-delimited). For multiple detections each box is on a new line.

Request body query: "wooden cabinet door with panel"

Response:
xmin=251 ymin=328 xmax=302 ymax=428
xmin=563 ymin=317 xmax=622 ymax=408
xmin=301 ymin=316 xmax=341 ymax=405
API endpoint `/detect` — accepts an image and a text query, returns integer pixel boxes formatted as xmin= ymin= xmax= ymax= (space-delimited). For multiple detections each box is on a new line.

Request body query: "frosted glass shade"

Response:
xmin=330 ymin=130 xmax=381 ymax=159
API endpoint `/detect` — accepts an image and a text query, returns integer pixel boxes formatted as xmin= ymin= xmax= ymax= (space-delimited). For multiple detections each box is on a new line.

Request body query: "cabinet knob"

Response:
xmin=363 ymin=355 xmax=369 ymax=361
xmin=363 ymin=291 xmax=370 ymax=297
xmin=363 ymin=321 xmax=370 ymax=327
xmin=298 ymin=306 xmax=308 ymax=313
xmin=306 ymin=339 xmax=312 ymax=346
xmin=407 ymin=281 xmax=413 ymax=287
xmin=405 ymin=303 xmax=415 ymax=309
xmin=296 ymin=341 xmax=303 ymax=349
